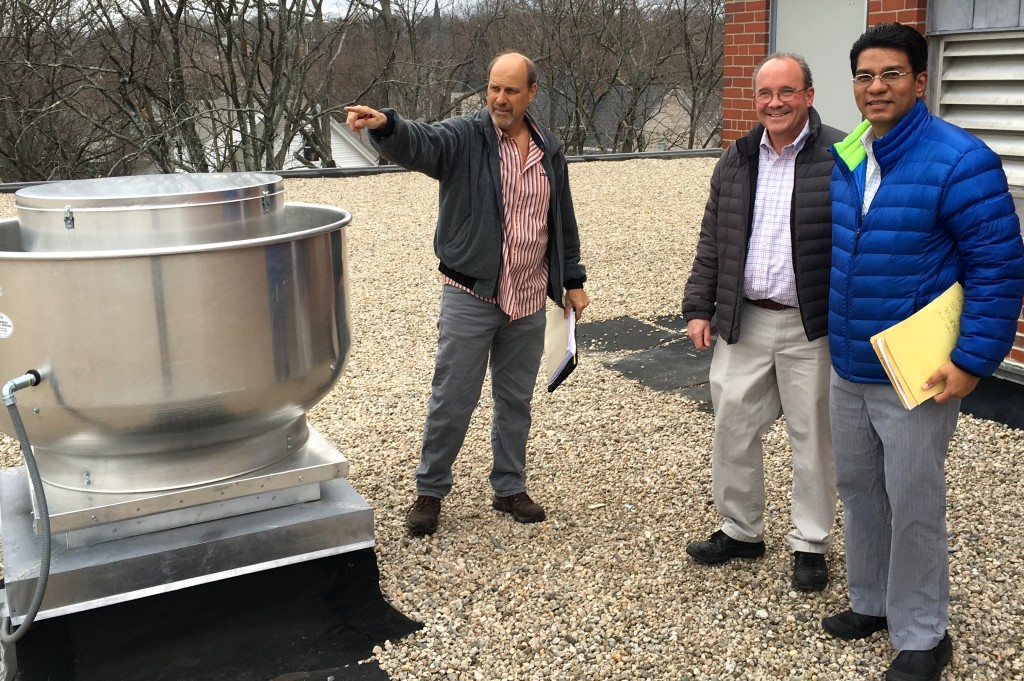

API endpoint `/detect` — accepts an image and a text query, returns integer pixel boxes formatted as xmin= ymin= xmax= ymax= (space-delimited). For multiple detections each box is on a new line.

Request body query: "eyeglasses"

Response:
xmin=852 ymin=70 xmax=910 ymax=86
xmin=753 ymin=87 xmax=808 ymax=104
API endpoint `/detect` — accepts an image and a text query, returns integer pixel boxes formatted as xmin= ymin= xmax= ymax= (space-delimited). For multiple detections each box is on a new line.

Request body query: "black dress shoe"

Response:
xmin=792 ymin=551 xmax=829 ymax=591
xmin=685 ymin=529 xmax=765 ymax=564
xmin=822 ymin=609 xmax=888 ymax=640
xmin=885 ymin=633 xmax=953 ymax=681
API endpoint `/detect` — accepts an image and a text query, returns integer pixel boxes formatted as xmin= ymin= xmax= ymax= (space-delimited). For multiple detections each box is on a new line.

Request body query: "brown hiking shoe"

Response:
xmin=406 ymin=495 xmax=441 ymax=536
xmin=492 ymin=492 xmax=546 ymax=523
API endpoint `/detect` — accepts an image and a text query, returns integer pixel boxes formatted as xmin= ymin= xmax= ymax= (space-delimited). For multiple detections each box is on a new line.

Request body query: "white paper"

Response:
xmin=544 ymin=305 xmax=576 ymax=390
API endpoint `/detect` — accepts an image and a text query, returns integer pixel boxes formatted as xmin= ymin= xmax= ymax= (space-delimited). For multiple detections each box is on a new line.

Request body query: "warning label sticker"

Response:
xmin=0 ymin=313 xmax=12 ymax=339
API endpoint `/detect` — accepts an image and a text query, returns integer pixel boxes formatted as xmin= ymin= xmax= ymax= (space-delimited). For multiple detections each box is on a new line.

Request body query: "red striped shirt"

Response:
xmin=443 ymin=122 xmax=549 ymax=321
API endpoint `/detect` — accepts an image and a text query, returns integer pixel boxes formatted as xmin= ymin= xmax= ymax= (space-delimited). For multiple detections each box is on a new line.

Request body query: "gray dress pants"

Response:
xmin=416 ymin=285 xmax=545 ymax=498
xmin=829 ymin=370 xmax=960 ymax=651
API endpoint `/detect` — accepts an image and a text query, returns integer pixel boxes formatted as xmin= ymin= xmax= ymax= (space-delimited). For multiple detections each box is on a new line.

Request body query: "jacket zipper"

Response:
xmin=834 ymin=151 xmax=864 ymax=375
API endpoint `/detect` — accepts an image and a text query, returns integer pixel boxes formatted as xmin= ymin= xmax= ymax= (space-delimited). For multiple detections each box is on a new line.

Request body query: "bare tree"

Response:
xmin=497 ymin=0 xmax=720 ymax=154
xmin=599 ymin=0 xmax=697 ymax=153
xmin=675 ymin=0 xmax=723 ymax=149
xmin=8 ymin=0 xmax=366 ymax=175
xmin=630 ymin=0 xmax=722 ymax=151
xmin=197 ymin=0 xmax=363 ymax=170
xmin=338 ymin=0 xmax=503 ymax=123
xmin=0 ymin=0 xmax=129 ymax=180
xmin=0 ymin=0 xmax=722 ymax=180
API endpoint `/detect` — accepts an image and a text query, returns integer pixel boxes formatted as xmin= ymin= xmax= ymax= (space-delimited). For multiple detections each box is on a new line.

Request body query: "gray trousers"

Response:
xmin=416 ymin=285 xmax=545 ymax=498
xmin=829 ymin=370 xmax=960 ymax=651
xmin=709 ymin=302 xmax=836 ymax=553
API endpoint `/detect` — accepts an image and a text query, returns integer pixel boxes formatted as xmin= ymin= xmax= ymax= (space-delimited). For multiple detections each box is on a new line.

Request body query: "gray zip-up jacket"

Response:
xmin=369 ymin=108 xmax=586 ymax=304
xmin=682 ymin=107 xmax=842 ymax=343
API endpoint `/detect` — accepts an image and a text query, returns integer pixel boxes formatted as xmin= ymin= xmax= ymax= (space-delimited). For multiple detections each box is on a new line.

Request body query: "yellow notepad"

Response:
xmin=870 ymin=282 xmax=964 ymax=410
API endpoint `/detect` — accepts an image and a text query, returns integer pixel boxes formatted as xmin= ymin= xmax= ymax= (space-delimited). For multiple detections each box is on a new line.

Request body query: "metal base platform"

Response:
xmin=40 ymin=425 xmax=353 ymax=545
xmin=0 ymin=466 xmax=374 ymax=626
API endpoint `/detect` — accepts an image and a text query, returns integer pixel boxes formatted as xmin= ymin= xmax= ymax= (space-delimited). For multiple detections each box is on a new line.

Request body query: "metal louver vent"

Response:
xmin=935 ymin=33 xmax=1024 ymax=189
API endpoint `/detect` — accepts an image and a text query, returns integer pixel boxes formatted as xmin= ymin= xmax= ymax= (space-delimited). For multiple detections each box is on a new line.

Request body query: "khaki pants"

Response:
xmin=709 ymin=301 xmax=836 ymax=553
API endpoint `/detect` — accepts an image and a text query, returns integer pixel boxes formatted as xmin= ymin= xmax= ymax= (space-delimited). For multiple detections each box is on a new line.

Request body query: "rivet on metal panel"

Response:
xmin=64 ymin=205 xmax=75 ymax=230
xmin=32 ymin=408 xmax=39 ymax=414
xmin=261 ymin=190 xmax=271 ymax=214
xmin=83 ymin=471 xmax=91 ymax=486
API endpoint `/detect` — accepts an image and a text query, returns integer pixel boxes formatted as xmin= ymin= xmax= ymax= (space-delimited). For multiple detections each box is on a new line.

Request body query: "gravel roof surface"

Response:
xmin=1 ymin=158 xmax=1022 ymax=680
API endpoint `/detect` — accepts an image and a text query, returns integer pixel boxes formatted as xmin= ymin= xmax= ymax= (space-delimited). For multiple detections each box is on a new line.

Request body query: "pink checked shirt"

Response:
xmin=742 ymin=121 xmax=811 ymax=308
xmin=443 ymin=121 xmax=550 ymax=321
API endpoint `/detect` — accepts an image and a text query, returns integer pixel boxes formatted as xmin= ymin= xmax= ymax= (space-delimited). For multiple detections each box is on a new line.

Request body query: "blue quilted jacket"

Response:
xmin=829 ymin=98 xmax=1024 ymax=383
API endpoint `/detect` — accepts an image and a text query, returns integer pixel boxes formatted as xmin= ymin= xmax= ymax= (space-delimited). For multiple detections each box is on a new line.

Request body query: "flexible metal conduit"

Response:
xmin=1 ymin=371 xmax=48 ymax=643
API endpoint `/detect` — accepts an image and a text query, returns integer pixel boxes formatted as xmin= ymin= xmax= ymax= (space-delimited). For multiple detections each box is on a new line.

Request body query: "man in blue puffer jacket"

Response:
xmin=822 ymin=23 xmax=1024 ymax=681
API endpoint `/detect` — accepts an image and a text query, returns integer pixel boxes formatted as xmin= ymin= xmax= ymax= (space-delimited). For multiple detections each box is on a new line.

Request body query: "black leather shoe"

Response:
xmin=492 ymin=492 xmax=546 ymax=523
xmin=685 ymin=530 xmax=765 ymax=564
xmin=885 ymin=633 xmax=953 ymax=681
xmin=822 ymin=609 xmax=888 ymax=640
xmin=792 ymin=551 xmax=829 ymax=591
xmin=406 ymin=495 xmax=441 ymax=536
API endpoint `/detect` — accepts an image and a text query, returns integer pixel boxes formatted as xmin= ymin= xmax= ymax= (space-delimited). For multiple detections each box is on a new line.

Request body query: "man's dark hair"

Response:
xmin=487 ymin=52 xmax=538 ymax=88
xmin=850 ymin=22 xmax=928 ymax=76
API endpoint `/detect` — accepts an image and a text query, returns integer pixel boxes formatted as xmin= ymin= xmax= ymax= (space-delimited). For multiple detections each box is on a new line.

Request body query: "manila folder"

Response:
xmin=869 ymin=282 xmax=964 ymax=410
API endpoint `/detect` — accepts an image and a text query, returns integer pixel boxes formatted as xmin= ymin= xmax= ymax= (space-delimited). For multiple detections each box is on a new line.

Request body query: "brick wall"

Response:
xmin=721 ymin=0 xmax=770 ymax=144
xmin=867 ymin=0 xmax=926 ymax=31
xmin=721 ymin=0 xmax=927 ymax=145
xmin=1011 ymin=318 xmax=1024 ymax=365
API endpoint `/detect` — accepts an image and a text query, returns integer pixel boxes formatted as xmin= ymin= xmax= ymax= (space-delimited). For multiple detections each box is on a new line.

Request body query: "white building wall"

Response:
xmin=772 ymin=0 xmax=867 ymax=134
